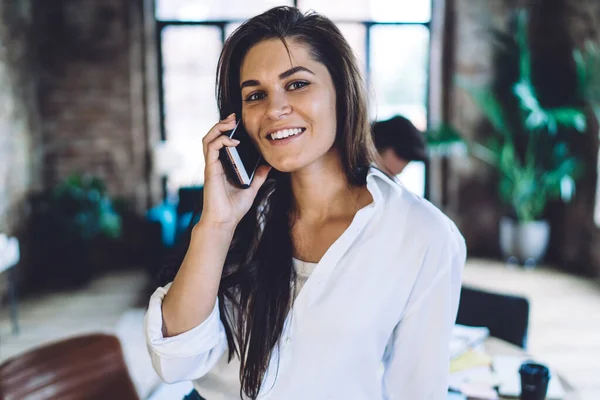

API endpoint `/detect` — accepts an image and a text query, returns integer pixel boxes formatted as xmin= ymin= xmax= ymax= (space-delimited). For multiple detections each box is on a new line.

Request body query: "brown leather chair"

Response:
xmin=0 ymin=333 xmax=140 ymax=400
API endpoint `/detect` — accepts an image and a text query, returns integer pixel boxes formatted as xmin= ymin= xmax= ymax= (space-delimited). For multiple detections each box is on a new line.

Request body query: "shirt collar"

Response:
xmin=366 ymin=165 xmax=403 ymax=207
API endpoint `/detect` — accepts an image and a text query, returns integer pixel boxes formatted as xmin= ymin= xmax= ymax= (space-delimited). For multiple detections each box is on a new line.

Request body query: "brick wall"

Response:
xmin=34 ymin=0 xmax=156 ymax=211
xmin=0 ymin=0 xmax=42 ymax=235
xmin=1 ymin=0 xmax=158 ymax=234
xmin=0 ymin=0 xmax=163 ymax=294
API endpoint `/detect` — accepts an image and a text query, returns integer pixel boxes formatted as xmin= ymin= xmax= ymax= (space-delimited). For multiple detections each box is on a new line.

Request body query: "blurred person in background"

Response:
xmin=372 ymin=115 xmax=428 ymax=176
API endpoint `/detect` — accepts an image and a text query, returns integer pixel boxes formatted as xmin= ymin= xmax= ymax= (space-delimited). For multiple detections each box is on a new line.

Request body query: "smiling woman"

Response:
xmin=145 ymin=6 xmax=466 ymax=400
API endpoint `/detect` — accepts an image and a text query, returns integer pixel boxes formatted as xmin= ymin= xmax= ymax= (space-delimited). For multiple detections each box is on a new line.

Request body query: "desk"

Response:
xmin=484 ymin=337 xmax=578 ymax=400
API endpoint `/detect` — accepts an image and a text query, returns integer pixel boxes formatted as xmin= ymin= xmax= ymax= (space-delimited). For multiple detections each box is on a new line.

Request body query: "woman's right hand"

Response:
xmin=199 ymin=113 xmax=272 ymax=230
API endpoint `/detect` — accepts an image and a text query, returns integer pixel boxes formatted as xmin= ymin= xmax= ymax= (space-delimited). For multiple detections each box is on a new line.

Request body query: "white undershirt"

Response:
xmin=292 ymin=258 xmax=317 ymax=300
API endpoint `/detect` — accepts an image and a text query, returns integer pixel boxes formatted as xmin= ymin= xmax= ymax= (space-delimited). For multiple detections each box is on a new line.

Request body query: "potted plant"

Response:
xmin=438 ymin=10 xmax=587 ymax=265
xmin=30 ymin=174 xmax=123 ymax=288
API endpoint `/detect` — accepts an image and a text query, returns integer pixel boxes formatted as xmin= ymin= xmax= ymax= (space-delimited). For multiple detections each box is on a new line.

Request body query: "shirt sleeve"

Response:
xmin=144 ymin=282 xmax=229 ymax=383
xmin=382 ymin=227 xmax=466 ymax=400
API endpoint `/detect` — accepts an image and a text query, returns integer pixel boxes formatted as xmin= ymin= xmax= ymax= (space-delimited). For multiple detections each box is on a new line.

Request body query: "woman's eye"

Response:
xmin=288 ymin=81 xmax=309 ymax=90
xmin=245 ymin=92 xmax=265 ymax=102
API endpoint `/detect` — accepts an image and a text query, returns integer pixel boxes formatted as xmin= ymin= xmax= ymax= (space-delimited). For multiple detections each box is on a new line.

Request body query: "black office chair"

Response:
xmin=456 ymin=286 xmax=530 ymax=349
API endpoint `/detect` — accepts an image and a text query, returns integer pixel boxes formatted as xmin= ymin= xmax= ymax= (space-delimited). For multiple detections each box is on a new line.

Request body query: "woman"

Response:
xmin=145 ymin=6 xmax=466 ymax=400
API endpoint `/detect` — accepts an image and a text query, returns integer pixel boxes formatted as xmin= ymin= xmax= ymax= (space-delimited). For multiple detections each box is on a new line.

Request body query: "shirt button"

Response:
xmin=285 ymin=337 xmax=292 ymax=345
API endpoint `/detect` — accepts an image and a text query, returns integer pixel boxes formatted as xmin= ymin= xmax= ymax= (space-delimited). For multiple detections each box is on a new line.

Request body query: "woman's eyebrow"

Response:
xmin=279 ymin=66 xmax=315 ymax=79
xmin=240 ymin=66 xmax=315 ymax=90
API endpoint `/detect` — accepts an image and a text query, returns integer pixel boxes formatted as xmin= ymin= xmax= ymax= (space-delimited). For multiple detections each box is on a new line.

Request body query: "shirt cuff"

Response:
xmin=145 ymin=282 xmax=225 ymax=359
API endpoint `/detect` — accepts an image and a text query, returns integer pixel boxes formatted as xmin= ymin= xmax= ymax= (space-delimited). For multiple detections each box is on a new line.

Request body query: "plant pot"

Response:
xmin=499 ymin=217 xmax=516 ymax=260
xmin=499 ymin=218 xmax=550 ymax=266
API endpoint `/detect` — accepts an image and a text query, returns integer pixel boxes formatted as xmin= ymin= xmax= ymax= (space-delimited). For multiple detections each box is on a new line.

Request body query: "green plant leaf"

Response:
xmin=574 ymin=40 xmax=600 ymax=107
xmin=514 ymin=80 xmax=539 ymax=112
xmin=550 ymin=108 xmax=587 ymax=132
xmin=456 ymin=76 xmax=512 ymax=140
xmin=426 ymin=124 xmax=463 ymax=146
xmin=515 ymin=10 xmax=532 ymax=82
xmin=425 ymin=123 xmax=468 ymax=156
xmin=514 ymin=81 xmax=586 ymax=133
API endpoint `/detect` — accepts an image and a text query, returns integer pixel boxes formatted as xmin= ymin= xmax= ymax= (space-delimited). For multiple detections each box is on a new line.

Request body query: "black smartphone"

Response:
xmin=219 ymin=120 xmax=262 ymax=189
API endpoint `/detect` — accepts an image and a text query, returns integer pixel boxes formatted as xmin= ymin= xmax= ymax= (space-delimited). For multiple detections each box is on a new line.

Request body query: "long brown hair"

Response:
xmin=163 ymin=6 xmax=378 ymax=399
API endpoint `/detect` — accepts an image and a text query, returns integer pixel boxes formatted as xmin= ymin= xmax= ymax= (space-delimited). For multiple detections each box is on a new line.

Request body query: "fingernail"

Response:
xmin=228 ymin=113 xmax=235 ymax=118
xmin=232 ymin=139 xmax=240 ymax=144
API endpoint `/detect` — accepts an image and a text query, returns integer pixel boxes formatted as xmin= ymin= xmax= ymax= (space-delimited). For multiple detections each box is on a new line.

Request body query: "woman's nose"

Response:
xmin=265 ymin=92 xmax=292 ymax=120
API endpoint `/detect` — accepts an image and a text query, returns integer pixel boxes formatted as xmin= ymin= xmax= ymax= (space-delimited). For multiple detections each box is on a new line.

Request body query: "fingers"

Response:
xmin=249 ymin=164 xmax=272 ymax=193
xmin=205 ymin=135 xmax=240 ymax=164
xmin=203 ymin=113 xmax=237 ymax=158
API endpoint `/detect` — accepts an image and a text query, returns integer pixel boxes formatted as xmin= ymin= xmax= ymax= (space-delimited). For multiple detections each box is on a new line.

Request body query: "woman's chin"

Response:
xmin=266 ymin=158 xmax=306 ymax=173
xmin=265 ymin=150 xmax=338 ymax=174
xmin=270 ymin=164 xmax=301 ymax=174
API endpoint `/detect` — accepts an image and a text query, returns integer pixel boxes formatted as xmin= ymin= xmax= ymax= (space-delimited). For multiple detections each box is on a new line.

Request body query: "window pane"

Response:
xmin=370 ymin=0 xmax=431 ymax=22
xmin=162 ymin=26 xmax=221 ymax=191
xmin=370 ymin=25 xmax=429 ymax=197
xmin=396 ymin=161 xmax=425 ymax=196
xmin=299 ymin=0 xmax=431 ymax=22
xmin=157 ymin=0 xmax=293 ymax=21
xmin=225 ymin=22 xmax=241 ymax=40
xmin=370 ymin=25 xmax=429 ymax=130
xmin=337 ymin=23 xmax=367 ymax=79
xmin=299 ymin=0 xmax=370 ymax=20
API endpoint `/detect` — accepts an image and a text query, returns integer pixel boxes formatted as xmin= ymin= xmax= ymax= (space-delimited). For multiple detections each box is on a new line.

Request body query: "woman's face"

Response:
xmin=239 ymin=38 xmax=338 ymax=172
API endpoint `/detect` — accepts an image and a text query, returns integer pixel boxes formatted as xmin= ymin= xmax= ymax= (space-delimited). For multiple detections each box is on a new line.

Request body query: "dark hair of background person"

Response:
xmin=372 ymin=115 xmax=428 ymax=162
xmin=159 ymin=6 xmax=378 ymax=399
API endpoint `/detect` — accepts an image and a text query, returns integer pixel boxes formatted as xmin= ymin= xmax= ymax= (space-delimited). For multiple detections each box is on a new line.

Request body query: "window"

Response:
xmin=160 ymin=26 xmax=221 ymax=190
xmin=156 ymin=0 xmax=431 ymax=197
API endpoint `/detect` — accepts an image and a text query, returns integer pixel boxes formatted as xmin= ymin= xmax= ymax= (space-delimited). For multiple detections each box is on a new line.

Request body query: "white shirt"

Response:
xmin=144 ymin=167 xmax=466 ymax=400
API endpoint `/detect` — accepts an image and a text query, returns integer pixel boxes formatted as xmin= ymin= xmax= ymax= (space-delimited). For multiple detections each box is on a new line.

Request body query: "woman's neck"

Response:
xmin=289 ymin=149 xmax=366 ymax=223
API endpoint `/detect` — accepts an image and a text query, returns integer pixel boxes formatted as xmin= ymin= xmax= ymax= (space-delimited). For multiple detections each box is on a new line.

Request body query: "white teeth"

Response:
xmin=270 ymin=128 xmax=303 ymax=140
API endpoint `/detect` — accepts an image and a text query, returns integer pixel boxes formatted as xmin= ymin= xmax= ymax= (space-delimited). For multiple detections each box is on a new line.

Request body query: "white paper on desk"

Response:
xmin=449 ymin=366 xmax=497 ymax=392
xmin=492 ymin=355 xmax=564 ymax=399
xmin=450 ymin=324 xmax=490 ymax=359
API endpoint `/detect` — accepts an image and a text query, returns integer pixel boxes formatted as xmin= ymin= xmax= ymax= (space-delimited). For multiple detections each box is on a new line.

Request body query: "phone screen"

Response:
xmin=221 ymin=120 xmax=262 ymax=188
